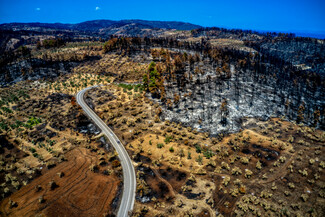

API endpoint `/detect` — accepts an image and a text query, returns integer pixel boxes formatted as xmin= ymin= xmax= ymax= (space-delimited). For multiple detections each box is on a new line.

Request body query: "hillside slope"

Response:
xmin=0 ymin=19 xmax=201 ymax=33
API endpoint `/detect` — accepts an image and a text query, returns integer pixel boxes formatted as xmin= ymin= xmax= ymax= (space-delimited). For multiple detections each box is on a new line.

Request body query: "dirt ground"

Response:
xmin=88 ymin=84 xmax=325 ymax=216
xmin=0 ymin=147 xmax=120 ymax=217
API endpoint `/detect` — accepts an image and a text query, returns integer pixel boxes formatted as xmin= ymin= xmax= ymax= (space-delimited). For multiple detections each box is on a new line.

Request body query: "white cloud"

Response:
xmin=95 ymin=6 xmax=100 ymax=10
xmin=35 ymin=8 xmax=41 ymax=11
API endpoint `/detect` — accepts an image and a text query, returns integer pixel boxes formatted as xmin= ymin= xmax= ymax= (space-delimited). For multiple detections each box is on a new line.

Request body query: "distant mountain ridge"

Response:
xmin=0 ymin=19 xmax=202 ymax=33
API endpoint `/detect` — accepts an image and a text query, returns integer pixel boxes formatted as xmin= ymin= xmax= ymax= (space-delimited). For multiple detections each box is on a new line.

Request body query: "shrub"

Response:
xmin=232 ymin=167 xmax=242 ymax=176
xmin=241 ymin=157 xmax=249 ymax=164
xmin=30 ymin=147 xmax=36 ymax=153
xmin=11 ymin=181 xmax=20 ymax=189
xmin=203 ymin=150 xmax=214 ymax=159
xmin=157 ymin=143 xmax=164 ymax=149
xmin=301 ymin=194 xmax=309 ymax=202
xmin=112 ymin=160 xmax=121 ymax=168
xmin=262 ymin=174 xmax=268 ymax=179
xmin=233 ymin=179 xmax=242 ymax=186
xmin=35 ymin=185 xmax=42 ymax=192
xmin=222 ymin=176 xmax=230 ymax=186
xmin=244 ymin=169 xmax=253 ymax=179
xmin=90 ymin=164 xmax=98 ymax=171
xmin=41 ymin=38 xmax=65 ymax=48
xmin=256 ymin=161 xmax=262 ymax=170
xmin=164 ymin=135 xmax=173 ymax=144
xmin=39 ymin=195 xmax=45 ymax=203
xmin=279 ymin=156 xmax=286 ymax=163
xmin=309 ymin=159 xmax=315 ymax=165
xmin=46 ymin=161 xmax=56 ymax=169
xmin=103 ymin=169 xmax=112 ymax=176
xmin=195 ymin=144 xmax=202 ymax=153
xmin=271 ymin=182 xmax=277 ymax=191
xmin=239 ymin=186 xmax=246 ymax=194
xmin=230 ymin=187 xmax=239 ymax=197
xmin=284 ymin=191 xmax=290 ymax=196
xmin=260 ymin=190 xmax=272 ymax=199
xmin=196 ymin=155 xmax=203 ymax=165
xmin=298 ymin=168 xmax=308 ymax=176
xmin=187 ymin=151 xmax=192 ymax=159
xmin=207 ymin=160 xmax=216 ymax=167
xmin=49 ymin=180 xmax=57 ymax=190
xmin=4 ymin=187 xmax=10 ymax=195
xmin=26 ymin=116 xmax=41 ymax=128
xmin=288 ymin=183 xmax=295 ymax=189
xmin=1 ymin=107 xmax=12 ymax=114
xmin=178 ymin=149 xmax=185 ymax=157
xmin=9 ymin=199 xmax=17 ymax=208
xmin=221 ymin=162 xmax=230 ymax=171
xmin=320 ymin=161 xmax=325 ymax=168
xmin=169 ymin=147 xmax=174 ymax=152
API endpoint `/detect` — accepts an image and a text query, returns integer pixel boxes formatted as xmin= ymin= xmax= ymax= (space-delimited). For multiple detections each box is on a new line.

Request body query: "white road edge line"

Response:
xmin=76 ymin=86 xmax=136 ymax=217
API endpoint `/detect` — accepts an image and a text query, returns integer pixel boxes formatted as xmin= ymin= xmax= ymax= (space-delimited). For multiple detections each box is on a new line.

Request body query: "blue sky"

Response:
xmin=0 ymin=0 xmax=324 ymax=34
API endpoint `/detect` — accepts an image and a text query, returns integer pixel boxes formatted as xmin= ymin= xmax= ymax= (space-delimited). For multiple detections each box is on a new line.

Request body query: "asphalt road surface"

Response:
xmin=77 ymin=86 xmax=136 ymax=217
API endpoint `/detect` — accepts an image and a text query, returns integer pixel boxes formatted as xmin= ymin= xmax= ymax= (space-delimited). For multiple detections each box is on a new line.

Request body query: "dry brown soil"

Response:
xmin=0 ymin=147 xmax=120 ymax=217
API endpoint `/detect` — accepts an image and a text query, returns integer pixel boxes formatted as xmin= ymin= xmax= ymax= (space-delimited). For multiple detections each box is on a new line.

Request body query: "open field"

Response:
xmin=0 ymin=147 xmax=120 ymax=217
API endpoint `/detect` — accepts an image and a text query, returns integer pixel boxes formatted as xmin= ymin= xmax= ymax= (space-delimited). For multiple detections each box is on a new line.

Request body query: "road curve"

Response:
xmin=76 ymin=86 xmax=136 ymax=217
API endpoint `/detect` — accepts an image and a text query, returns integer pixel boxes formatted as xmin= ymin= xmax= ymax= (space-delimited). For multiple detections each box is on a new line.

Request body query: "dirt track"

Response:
xmin=0 ymin=147 xmax=120 ymax=217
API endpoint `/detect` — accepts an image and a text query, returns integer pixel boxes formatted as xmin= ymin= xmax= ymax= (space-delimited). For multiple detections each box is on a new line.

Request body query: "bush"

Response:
xmin=203 ymin=150 xmax=214 ymax=159
xmin=41 ymin=38 xmax=65 ymax=49
xmin=256 ymin=161 xmax=262 ymax=170
xmin=157 ymin=143 xmax=164 ymax=149
xmin=9 ymin=199 xmax=17 ymax=208
xmin=26 ymin=116 xmax=41 ymax=128
xmin=46 ymin=161 xmax=56 ymax=169
xmin=244 ymin=169 xmax=253 ymax=179
xmin=196 ymin=155 xmax=203 ymax=165
xmin=1 ymin=107 xmax=12 ymax=114
xmin=112 ymin=160 xmax=121 ymax=168
xmin=49 ymin=180 xmax=57 ymax=190
xmin=195 ymin=144 xmax=202 ymax=153
xmin=35 ymin=185 xmax=42 ymax=192
xmin=90 ymin=164 xmax=98 ymax=171
xmin=241 ymin=157 xmax=249 ymax=164
xmin=187 ymin=151 xmax=192 ymax=159
xmin=169 ymin=147 xmax=174 ymax=152
xmin=231 ymin=167 xmax=242 ymax=176
xmin=164 ymin=135 xmax=173 ymax=144
xmin=39 ymin=195 xmax=45 ymax=203
xmin=30 ymin=147 xmax=36 ymax=153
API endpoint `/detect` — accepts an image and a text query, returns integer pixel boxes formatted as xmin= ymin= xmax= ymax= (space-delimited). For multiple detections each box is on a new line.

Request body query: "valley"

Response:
xmin=0 ymin=20 xmax=324 ymax=216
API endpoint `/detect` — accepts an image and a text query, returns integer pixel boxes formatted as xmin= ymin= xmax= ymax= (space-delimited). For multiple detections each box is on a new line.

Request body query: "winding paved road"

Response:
xmin=77 ymin=86 xmax=136 ymax=217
